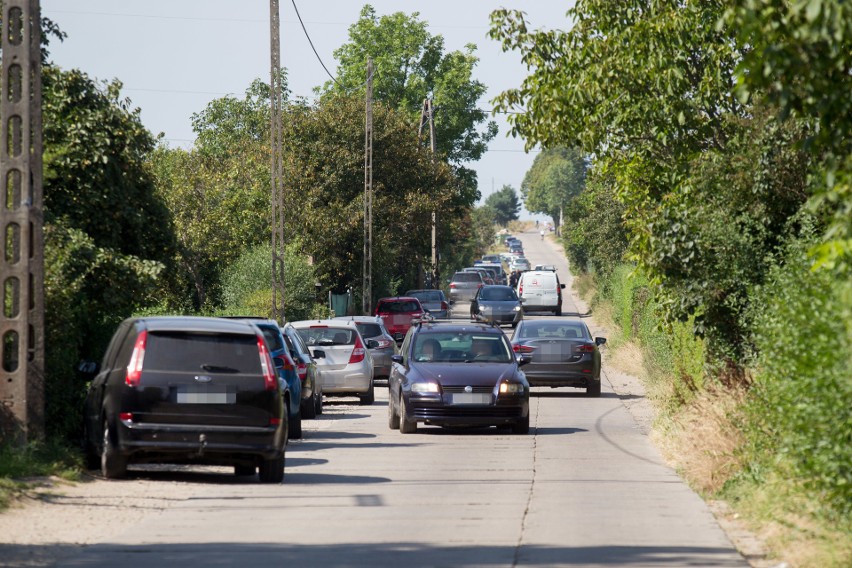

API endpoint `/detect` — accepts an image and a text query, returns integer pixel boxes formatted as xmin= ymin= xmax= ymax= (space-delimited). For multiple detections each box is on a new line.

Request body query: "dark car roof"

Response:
xmin=135 ymin=316 xmax=260 ymax=335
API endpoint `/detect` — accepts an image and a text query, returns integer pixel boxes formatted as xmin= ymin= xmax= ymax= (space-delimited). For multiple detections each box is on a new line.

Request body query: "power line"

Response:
xmin=289 ymin=0 xmax=343 ymax=88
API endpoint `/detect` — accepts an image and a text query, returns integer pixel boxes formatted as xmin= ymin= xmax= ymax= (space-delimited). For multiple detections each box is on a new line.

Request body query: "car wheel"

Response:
xmin=388 ymin=393 xmax=400 ymax=429
xmin=511 ymin=415 xmax=530 ymax=434
xmin=399 ymin=395 xmax=417 ymax=434
xmin=288 ymin=409 xmax=302 ymax=439
xmin=554 ymin=306 xmax=562 ymax=316
xmin=258 ymin=452 xmax=284 ymax=483
xmin=101 ymin=417 xmax=128 ymax=479
xmin=301 ymin=395 xmax=317 ymax=419
xmin=586 ymin=381 xmax=602 ymax=397
xmin=315 ymin=391 xmax=323 ymax=415
xmin=234 ymin=464 xmax=256 ymax=476
xmin=359 ymin=383 xmax=375 ymax=405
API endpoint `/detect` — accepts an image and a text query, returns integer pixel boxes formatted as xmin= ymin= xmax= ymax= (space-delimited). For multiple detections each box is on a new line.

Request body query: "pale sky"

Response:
xmin=41 ymin=1 xmax=575 ymax=220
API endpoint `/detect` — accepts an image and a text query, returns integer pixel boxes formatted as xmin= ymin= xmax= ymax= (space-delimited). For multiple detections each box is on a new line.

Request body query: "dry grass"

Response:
xmin=653 ymin=386 xmax=747 ymax=495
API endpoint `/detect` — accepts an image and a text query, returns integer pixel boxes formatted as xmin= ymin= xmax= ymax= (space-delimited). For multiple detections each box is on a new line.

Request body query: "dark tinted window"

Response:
xmin=145 ymin=332 xmax=261 ymax=373
xmin=480 ymin=287 xmax=518 ymax=301
xmin=408 ymin=291 xmax=442 ymax=302
xmin=257 ymin=326 xmax=284 ymax=351
xmin=355 ymin=323 xmax=383 ymax=338
xmin=378 ymin=301 xmax=420 ymax=313
xmin=413 ymin=332 xmax=511 ymax=363
xmin=453 ymin=272 xmax=481 ymax=282
xmin=297 ymin=327 xmax=355 ymax=346
xmin=518 ymin=322 xmax=589 ymax=340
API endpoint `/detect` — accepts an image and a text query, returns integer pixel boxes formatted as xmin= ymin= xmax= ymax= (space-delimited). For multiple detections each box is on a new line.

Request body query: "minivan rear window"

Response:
xmin=409 ymin=291 xmax=442 ymax=302
xmin=145 ymin=333 xmax=261 ymax=373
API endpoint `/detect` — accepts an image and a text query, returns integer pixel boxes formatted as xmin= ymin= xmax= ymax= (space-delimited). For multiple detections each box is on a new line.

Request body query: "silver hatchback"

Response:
xmin=334 ymin=315 xmax=397 ymax=382
xmin=291 ymin=320 xmax=375 ymax=405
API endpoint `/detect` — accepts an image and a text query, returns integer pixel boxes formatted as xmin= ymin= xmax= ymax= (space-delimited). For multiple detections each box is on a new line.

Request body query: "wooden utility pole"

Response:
xmin=419 ymin=99 xmax=438 ymax=289
xmin=362 ymin=58 xmax=374 ymax=315
xmin=270 ymin=0 xmax=286 ymax=324
xmin=0 ymin=0 xmax=45 ymax=443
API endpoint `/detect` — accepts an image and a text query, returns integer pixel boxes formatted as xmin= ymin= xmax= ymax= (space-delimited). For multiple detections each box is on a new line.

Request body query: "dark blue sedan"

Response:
xmin=388 ymin=320 xmax=531 ymax=434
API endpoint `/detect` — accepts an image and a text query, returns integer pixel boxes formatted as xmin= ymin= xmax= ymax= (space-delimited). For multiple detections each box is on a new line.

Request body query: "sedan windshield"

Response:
xmin=480 ymin=287 xmax=518 ymax=302
xmin=413 ymin=332 xmax=513 ymax=363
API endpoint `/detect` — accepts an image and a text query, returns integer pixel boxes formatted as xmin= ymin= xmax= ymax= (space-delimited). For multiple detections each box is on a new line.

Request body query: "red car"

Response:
xmin=375 ymin=297 xmax=425 ymax=343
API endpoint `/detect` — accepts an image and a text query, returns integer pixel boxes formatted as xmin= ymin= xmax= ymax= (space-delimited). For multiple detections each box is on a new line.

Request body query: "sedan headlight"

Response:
xmin=512 ymin=305 xmax=521 ymax=312
xmin=499 ymin=382 xmax=524 ymax=394
xmin=411 ymin=381 xmax=440 ymax=393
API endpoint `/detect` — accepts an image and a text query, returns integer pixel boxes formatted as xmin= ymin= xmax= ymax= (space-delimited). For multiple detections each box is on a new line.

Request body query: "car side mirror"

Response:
xmin=448 ymin=299 xmax=455 ymax=305
xmin=517 ymin=354 xmax=532 ymax=366
xmin=366 ymin=339 xmax=380 ymax=349
xmin=391 ymin=354 xmax=404 ymax=364
xmin=595 ymin=337 xmax=607 ymax=347
xmin=311 ymin=349 xmax=326 ymax=359
xmin=76 ymin=360 xmax=99 ymax=381
xmin=560 ymin=283 xmax=566 ymax=289
xmin=393 ymin=332 xmax=404 ymax=343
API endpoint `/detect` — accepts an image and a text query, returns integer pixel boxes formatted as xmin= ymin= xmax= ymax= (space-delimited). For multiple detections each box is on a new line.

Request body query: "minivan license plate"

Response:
xmin=177 ymin=386 xmax=235 ymax=404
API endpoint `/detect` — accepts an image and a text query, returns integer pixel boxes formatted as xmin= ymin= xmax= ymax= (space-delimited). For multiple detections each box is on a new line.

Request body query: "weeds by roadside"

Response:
xmin=0 ymin=441 xmax=83 ymax=511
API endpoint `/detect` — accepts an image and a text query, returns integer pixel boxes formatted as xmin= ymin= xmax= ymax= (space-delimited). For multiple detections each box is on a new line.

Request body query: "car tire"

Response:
xmin=101 ymin=418 xmax=128 ymax=479
xmin=388 ymin=394 xmax=400 ymax=429
xmin=259 ymin=452 xmax=284 ymax=483
xmin=511 ymin=415 xmax=530 ymax=434
xmin=399 ymin=396 xmax=417 ymax=434
xmin=359 ymin=383 xmax=375 ymax=406
xmin=587 ymin=381 xmax=602 ymax=397
xmin=301 ymin=395 xmax=317 ymax=419
xmin=554 ymin=306 xmax=562 ymax=316
xmin=234 ymin=464 xmax=256 ymax=476
xmin=288 ymin=409 xmax=302 ymax=439
xmin=315 ymin=391 xmax=323 ymax=415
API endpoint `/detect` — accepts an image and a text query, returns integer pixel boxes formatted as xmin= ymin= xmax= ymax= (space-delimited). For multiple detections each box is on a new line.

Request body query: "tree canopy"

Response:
xmin=483 ymin=185 xmax=521 ymax=227
xmin=325 ymin=5 xmax=497 ymax=199
xmin=521 ymin=147 xmax=586 ymax=230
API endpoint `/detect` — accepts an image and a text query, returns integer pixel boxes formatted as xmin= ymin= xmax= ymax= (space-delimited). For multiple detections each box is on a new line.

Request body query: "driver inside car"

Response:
xmin=416 ymin=338 xmax=442 ymax=362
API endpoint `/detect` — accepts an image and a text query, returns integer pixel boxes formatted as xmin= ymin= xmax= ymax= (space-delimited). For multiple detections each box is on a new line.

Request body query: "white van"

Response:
xmin=517 ymin=270 xmax=566 ymax=315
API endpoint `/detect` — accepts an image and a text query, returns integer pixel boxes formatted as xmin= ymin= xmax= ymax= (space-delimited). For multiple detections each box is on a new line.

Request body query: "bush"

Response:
xmin=743 ymin=236 xmax=852 ymax=521
xmin=220 ymin=241 xmax=320 ymax=322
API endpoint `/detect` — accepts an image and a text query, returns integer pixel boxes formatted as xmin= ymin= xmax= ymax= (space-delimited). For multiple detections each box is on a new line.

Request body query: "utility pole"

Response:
xmin=270 ymin=0 xmax=286 ymax=324
xmin=418 ymin=98 xmax=438 ymax=289
xmin=362 ymin=58 xmax=373 ymax=315
xmin=0 ymin=0 xmax=45 ymax=444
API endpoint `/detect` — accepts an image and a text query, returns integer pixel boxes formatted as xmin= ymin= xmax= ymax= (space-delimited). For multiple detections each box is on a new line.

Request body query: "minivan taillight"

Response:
xmin=441 ymin=301 xmax=449 ymax=311
xmin=518 ymin=280 xmax=524 ymax=295
xmin=257 ymin=337 xmax=277 ymax=390
xmin=125 ymin=330 xmax=148 ymax=387
xmin=349 ymin=334 xmax=366 ymax=364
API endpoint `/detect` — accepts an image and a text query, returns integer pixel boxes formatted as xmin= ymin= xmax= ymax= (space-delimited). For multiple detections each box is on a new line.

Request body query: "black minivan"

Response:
xmin=82 ymin=317 xmax=288 ymax=482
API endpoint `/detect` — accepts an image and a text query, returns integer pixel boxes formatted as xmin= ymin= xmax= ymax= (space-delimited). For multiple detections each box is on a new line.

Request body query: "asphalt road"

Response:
xmin=57 ymin=230 xmax=746 ymax=568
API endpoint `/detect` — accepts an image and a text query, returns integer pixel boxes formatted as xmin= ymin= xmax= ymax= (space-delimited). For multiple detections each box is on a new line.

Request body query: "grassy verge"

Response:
xmin=0 ymin=440 xmax=83 ymax=511
xmin=577 ymin=265 xmax=851 ymax=567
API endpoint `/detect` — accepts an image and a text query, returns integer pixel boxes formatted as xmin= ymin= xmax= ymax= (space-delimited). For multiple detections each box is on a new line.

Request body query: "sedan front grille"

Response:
xmin=442 ymin=385 xmax=493 ymax=394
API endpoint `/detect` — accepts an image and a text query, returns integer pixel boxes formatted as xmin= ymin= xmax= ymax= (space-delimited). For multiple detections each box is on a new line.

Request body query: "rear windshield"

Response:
xmin=517 ymin=322 xmax=589 ymax=340
xmin=480 ymin=287 xmax=518 ymax=301
xmin=453 ymin=272 xmax=482 ymax=282
xmin=145 ymin=332 xmax=261 ymax=373
xmin=408 ymin=291 xmax=442 ymax=302
xmin=296 ymin=327 xmax=355 ymax=346
xmin=257 ymin=326 xmax=284 ymax=352
xmin=355 ymin=323 xmax=383 ymax=338
xmin=377 ymin=301 xmax=420 ymax=313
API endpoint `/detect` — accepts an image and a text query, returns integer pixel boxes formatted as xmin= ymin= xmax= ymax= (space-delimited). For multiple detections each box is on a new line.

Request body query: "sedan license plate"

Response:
xmin=177 ymin=386 xmax=236 ymax=404
xmin=450 ymin=393 xmax=491 ymax=405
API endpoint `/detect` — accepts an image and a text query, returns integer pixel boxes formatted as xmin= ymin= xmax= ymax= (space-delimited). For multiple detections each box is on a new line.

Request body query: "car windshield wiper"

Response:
xmin=200 ymin=364 xmax=240 ymax=373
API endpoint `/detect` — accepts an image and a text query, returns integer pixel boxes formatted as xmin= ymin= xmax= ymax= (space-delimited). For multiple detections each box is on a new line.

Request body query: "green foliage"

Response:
xmin=562 ymin=169 xmax=627 ymax=277
xmin=521 ymin=147 xmax=586 ymax=229
xmin=483 ymin=185 xmax=520 ymax=227
xmin=44 ymin=225 xmax=164 ymax=439
xmin=0 ymin=440 xmax=81 ymax=510
xmin=727 ymin=1 xmax=852 ymax=275
xmin=326 ymin=4 xmax=497 ymax=198
xmin=220 ymin=242 xmax=319 ymax=323
xmin=743 ymin=232 xmax=852 ymax=521
xmin=284 ymin=94 xmax=461 ymax=301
